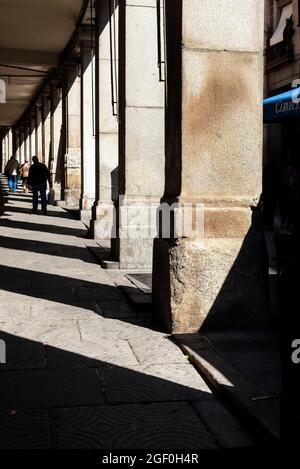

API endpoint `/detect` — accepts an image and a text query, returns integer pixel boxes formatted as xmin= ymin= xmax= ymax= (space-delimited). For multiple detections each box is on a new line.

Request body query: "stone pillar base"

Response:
xmin=118 ymin=238 xmax=154 ymax=270
xmin=90 ymin=202 xmax=116 ymax=241
xmin=64 ymin=188 xmax=80 ymax=209
xmin=80 ymin=197 xmax=94 ymax=211
xmin=80 ymin=209 xmax=92 ymax=224
xmin=55 ymin=200 xmax=66 ymax=208
xmin=48 ymin=184 xmax=61 ymax=206
xmin=116 ymin=197 xmax=160 ymax=269
xmin=64 ymin=150 xmax=81 ymax=209
xmin=79 ymin=197 xmax=94 ymax=224
xmin=152 ymin=228 xmax=270 ymax=334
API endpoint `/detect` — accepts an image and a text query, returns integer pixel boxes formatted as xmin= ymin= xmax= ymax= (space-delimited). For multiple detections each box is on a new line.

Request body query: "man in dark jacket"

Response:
xmin=28 ymin=156 xmax=52 ymax=215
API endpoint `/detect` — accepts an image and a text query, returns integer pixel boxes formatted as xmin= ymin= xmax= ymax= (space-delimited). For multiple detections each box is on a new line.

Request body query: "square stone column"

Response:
xmin=80 ymin=45 xmax=96 ymax=222
xmin=28 ymin=121 xmax=32 ymax=161
xmin=90 ymin=0 xmax=119 ymax=241
xmin=35 ymin=105 xmax=44 ymax=162
xmin=50 ymin=85 xmax=63 ymax=203
xmin=19 ymin=127 xmax=25 ymax=164
xmin=2 ymin=132 xmax=7 ymax=169
xmin=29 ymin=113 xmax=37 ymax=162
xmin=0 ymin=134 xmax=4 ymax=172
xmin=153 ymin=0 xmax=270 ymax=333
xmin=2 ymin=130 xmax=11 ymax=168
xmin=43 ymin=97 xmax=51 ymax=168
xmin=13 ymin=129 xmax=20 ymax=160
xmin=6 ymin=128 xmax=13 ymax=164
xmin=115 ymin=0 xmax=165 ymax=269
xmin=62 ymin=64 xmax=81 ymax=208
xmin=24 ymin=126 xmax=29 ymax=162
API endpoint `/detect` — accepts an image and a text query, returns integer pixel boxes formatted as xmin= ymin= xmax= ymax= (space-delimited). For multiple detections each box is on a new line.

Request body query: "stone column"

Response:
xmin=13 ymin=129 xmax=20 ymax=160
xmin=28 ymin=123 xmax=32 ymax=161
xmin=114 ymin=0 xmax=165 ymax=269
xmin=43 ymin=97 xmax=52 ymax=168
xmin=63 ymin=64 xmax=81 ymax=208
xmin=80 ymin=45 xmax=96 ymax=222
xmin=1 ymin=131 xmax=8 ymax=169
xmin=50 ymin=85 xmax=64 ymax=203
xmin=29 ymin=113 xmax=36 ymax=161
xmin=6 ymin=128 xmax=13 ymax=164
xmin=19 ymin=127 xmax=25 ymax=164
xmin=2 ymin=132 xmax=7 ymax=169
xmin=0 ymin=133 xmax=4 ymax=173
xmin=152 ymin=0 xmax=269 ymax=333
xmin=24 ymin=126 xmax=29 ymax=162
xmin=90 ymin=0 xmax=119 ymax=241
xmin=36 ymin=105 xmax=44 ymax=162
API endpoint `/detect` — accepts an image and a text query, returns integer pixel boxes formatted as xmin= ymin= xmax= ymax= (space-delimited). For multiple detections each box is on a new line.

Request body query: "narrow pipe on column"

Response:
xmin=90 ymin=0 xmax=96 ymax=137
xmin=108 ymin=0 xmax=119 ymax=118
xmin=156 ymin=0 xmax=165 ymax=82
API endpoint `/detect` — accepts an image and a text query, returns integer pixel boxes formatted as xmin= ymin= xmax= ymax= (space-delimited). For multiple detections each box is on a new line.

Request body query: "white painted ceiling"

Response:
xmin=0 ymin=0 xmax=85 ymax=127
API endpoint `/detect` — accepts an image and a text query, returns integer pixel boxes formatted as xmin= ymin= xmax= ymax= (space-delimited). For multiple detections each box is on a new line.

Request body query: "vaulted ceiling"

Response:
xmin=0 ymin=0 xmax=86 ymax=127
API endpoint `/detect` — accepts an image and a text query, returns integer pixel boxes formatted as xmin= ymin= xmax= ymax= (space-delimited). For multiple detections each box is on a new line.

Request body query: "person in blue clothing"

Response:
xmin=4 ymin=156 xmax=20 ymax=193
xmin=28 ymin=156 xmax=52 ymax=215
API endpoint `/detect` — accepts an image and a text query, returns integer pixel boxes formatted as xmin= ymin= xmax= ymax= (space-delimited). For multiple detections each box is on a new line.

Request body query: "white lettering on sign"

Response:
xmin=275 ymin=101 xmax=300 ymax=114
xmin=292 ymin=79 xmax=300 ymax=104
xmin=292 ymin=339 xmax=300 ymax=364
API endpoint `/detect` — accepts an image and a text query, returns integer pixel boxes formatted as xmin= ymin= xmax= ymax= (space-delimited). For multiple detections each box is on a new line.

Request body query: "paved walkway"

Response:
xmin=0 ymin=176 xmax=254 ymax=449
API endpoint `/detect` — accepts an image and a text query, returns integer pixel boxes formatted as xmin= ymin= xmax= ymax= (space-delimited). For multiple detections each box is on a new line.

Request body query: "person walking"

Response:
xmin=28 ymin=156 xmax=52 ymax=215
xmin=20 ymin=159 xmax=30 ymax=193
xmin=4 ymin=155 xmax=20 ymax=193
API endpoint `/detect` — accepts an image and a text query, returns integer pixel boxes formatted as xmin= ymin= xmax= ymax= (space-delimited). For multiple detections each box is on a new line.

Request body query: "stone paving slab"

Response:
xmin=206 ymin=331 xmax=281 ymax=396
xmin=78 ymin=317 xmax=167 ymax=341
xmin=0 ymin=230 xmax=85 ymax=248
xmin=42 ymin=267 xmax=114 ymax=284
xmin=0 ymin=240 xmax=61 ymax=254
xmin=75 ymin=285 xmax=126 ymax=302
xmin=194 ymin=401 xmax=254 ymax=448
xmin=0 ymin=276 xmax=32 ymax=290
xmin=126 ymin=273 xmax=152 ymax=294
xmin=96 ymin=300 xmax=137 ymax=319
xmin=97 ymin=363 xmax=214 ymax=404
xmin=173 ymin=333 xmax=280 ymax=446
xmin=0 ymin=368 xmax=104 ymax=408
xmin=0 ymin=291 xmax=45 ymax=306
xmin=0 ymin=216 xmax=87 ymax=236
xmin=6 ymin=288 xmax=85 ymax=307
xmin=30 ymin=302 xmax=102 ymax=321
xmin=0 ymin=295 xmax=99 ymax=317
xmin=0 ymin=409 xmax=52 ymax=449
xmin=119 ymin=285 xmax=152 ymax=306
xmin=46 ymin=338 xmax=140 ymax=368
xmin=128 ymin=336 xmax=188 ymax=366
xmin=52 ymin=403 xmax=219 ymax=449
xmin=0 ymin=266 xmax=30 ymax=278
xmin=0 ymin=339 xmax=46 ymax=370
xmin=0 ymin=303 xmax=31 ymax=321
xmin=1 ymin=257 xmax=88 ymax=273
xmin=0 ymin=287 xmax=78 ymax=306
xmin=30 ymin=275 xmax=85 ymax=290
xmin=0 ymin=320 xmax=81 ymax=346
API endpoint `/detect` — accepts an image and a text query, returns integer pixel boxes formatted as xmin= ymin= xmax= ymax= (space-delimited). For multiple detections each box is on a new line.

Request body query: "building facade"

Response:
xmin=0 ymin=0 xmax=268 ymax=333
xmin=264 ymin=0 xmax=300 ymax=232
